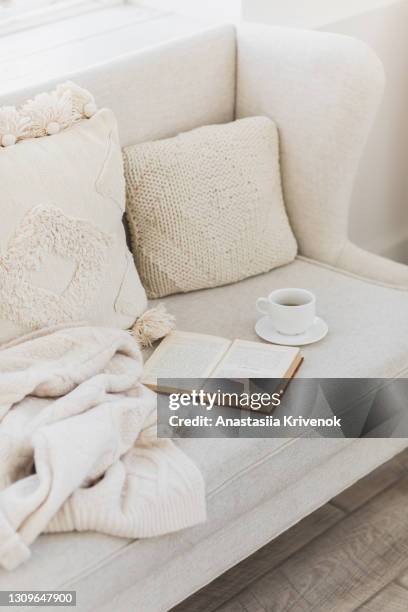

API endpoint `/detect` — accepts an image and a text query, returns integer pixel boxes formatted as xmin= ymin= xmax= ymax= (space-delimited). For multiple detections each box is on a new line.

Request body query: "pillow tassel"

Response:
xmin=131 ymin=304 xmax=176 ymax=348
xmin=0 ymin=107 xmax=31 ymax=146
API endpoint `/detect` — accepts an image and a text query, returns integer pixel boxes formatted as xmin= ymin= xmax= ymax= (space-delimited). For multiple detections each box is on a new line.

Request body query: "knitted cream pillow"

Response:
xmin=0 ymin=82 xmax=148 ymax=345
xmin=123 ymin=117 xmax=297 ymax=298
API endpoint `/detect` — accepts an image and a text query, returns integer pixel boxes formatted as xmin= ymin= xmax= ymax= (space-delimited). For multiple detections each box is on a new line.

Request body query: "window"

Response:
xmin=0 ymin=0 xmax=124 ymax=35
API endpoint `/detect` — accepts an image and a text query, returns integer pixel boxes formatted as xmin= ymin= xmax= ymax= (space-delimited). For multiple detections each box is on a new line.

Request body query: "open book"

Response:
xmin=142 ymin=331 xmax=303 ymax=391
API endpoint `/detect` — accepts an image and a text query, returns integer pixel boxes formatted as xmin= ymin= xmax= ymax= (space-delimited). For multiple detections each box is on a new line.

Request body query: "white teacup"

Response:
xmin=256 ymin=288 xmax=316 ymax=335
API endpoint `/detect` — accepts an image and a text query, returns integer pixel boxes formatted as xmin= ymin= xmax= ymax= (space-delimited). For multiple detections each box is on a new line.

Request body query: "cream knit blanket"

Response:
xmin=0 ymin=324 xmax=206 ymax=571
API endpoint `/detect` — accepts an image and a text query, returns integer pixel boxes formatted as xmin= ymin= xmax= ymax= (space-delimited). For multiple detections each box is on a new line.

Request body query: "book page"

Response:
xmin=212 ymin=339 xmax=300 ymax=379
xmin=142 ymin=331 xmax=231 ymax=386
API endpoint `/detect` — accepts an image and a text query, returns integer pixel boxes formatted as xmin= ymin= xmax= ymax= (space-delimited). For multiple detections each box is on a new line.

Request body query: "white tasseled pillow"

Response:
xmin=0 ymin=83 xmax=148 ymax=345
xmin=123 ymin=116 xmax=298 ymax=299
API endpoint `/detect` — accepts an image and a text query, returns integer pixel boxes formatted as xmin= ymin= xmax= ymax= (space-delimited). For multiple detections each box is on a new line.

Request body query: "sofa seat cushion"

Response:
xmin=155 ymin=257 xmax=408 ymax=378
xmin=2 ymin=435 xmax=407 ymax=611
xmin=0 ymin=433 xmax=356 ymax=600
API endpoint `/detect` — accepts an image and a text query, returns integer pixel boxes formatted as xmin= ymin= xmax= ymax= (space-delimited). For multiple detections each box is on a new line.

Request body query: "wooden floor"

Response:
xmin=172 ymin=448 xmax=408 ymax=612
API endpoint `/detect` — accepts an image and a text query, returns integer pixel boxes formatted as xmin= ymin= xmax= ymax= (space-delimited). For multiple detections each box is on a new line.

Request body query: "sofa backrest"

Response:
xmin=1 ymin=24 xmax=236 ymax=147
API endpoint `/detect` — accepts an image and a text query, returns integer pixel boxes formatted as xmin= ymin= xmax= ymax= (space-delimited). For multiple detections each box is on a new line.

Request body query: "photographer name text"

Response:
xmin=168 ymin=414 xmax=342 ymax=428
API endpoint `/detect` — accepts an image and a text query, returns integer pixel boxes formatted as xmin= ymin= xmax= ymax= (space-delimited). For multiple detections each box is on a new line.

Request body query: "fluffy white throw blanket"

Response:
xmin=0 ymin=324 xmax=206 ymax=571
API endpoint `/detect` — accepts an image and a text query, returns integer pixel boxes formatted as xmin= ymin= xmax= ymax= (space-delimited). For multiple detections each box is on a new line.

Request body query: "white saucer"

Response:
xmin=255 ymin=316 xmax=328 ymax=346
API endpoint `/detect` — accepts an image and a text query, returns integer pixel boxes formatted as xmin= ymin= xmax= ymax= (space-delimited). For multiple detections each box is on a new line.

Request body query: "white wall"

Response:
xmin=243 ymin=0 xmax=408 ymax=261
xmin=242 ymin=0 xmax=399 ymax=28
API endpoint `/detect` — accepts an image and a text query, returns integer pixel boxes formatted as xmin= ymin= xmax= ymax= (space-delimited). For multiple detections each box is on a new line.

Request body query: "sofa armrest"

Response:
xmin=336 ymin=241 xmax=408 ymax=289
xmin=235 ymin=25 xmax=385 ymax=269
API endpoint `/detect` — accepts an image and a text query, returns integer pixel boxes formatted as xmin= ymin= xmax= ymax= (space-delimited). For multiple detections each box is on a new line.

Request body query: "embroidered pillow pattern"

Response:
xmin=0 ymin=206 xmax=112 ymax=329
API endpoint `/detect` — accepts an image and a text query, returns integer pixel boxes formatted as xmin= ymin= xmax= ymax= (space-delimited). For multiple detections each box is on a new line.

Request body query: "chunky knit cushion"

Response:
xmin=123 ymin=117 xmax=297 ymax=298
xmin=0 ymin=85 xmax=147 ymax=345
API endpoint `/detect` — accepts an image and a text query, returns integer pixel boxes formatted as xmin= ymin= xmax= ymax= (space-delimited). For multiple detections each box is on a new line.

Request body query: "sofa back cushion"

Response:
xmin=124 ymin=116 xmax=298 ymax=298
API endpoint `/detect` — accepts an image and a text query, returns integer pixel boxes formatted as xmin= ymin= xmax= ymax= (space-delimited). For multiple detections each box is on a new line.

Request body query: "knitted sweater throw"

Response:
xmin=0 ymin=324 xmax=206 ymax=571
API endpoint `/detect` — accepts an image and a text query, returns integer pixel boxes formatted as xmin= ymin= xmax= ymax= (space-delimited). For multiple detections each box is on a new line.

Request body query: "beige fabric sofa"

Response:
xmin=1 ymin=23 xmax=408 ymax=612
